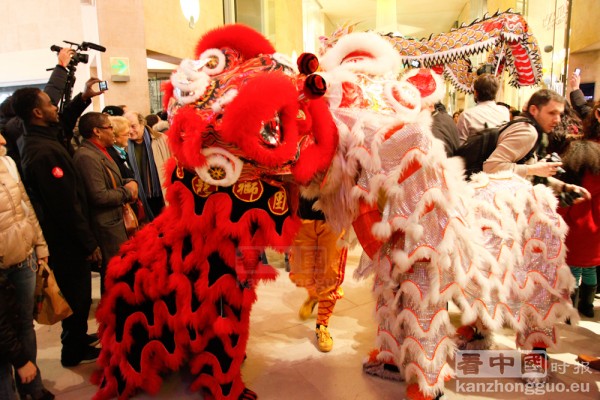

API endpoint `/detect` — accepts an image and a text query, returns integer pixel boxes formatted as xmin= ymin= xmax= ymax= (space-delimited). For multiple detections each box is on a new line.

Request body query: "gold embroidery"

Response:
xmin=176 ymin=165 xmax=185 ymax=179
xmin=268 ymin=188 xmax=289 ymax=215
xmin=192 ymin=177 xmax=217 ymax=198
xmin=208 ymin=166 xmax=226 ymax=180
xmin=233 ymin=180 xmax=264 ymax=202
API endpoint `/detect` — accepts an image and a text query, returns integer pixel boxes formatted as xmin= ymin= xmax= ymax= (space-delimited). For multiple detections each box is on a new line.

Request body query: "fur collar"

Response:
xmin=562 ymin=139 xmax=600 ymax=175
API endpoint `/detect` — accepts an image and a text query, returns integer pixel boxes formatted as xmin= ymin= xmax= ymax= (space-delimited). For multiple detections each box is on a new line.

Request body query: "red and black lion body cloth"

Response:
xmin=92 ymin=25 xmax=337 ymax=400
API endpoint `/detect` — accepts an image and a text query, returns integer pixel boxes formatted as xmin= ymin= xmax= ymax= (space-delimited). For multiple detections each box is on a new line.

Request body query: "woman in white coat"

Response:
xmin=0 ymin=133 xmax=53 ymax=400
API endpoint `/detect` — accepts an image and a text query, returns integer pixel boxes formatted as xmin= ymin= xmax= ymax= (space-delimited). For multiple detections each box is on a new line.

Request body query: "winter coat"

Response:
xmin=0 ymin=155 xmax=48 ymax=268
xmin=20 ymin=124 xmax=98 ymax=260
xmin=558 ymin=139 xmax=600 ymax=267
xmin=148 ymin=126 xmax=171 ymax=198
xmin=73 ymin=140 xmax=133 ymax=265
xmin=431 ymin=109 xmax=460 ymax=157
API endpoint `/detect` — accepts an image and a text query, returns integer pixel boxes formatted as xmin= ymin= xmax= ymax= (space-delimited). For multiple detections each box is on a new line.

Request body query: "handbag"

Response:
xmin=133 ymin=198 xmax=146 ymax=224
xmin=122 ymin=202 xmax=139 ymax=237
xmin=104 ymin=163 xmax=139 ymax=237
xmin=34 ymin=261 xmax=73 ymax=325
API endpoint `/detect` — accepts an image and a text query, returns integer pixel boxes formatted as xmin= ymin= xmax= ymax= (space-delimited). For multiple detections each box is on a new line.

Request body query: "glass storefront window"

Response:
xmin=525 ymin=0 xmax=570 ymax=95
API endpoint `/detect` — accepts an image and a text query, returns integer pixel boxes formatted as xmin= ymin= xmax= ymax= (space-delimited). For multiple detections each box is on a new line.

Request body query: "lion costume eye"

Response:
xmin=259 ymin=113 xmax=283 ymax=147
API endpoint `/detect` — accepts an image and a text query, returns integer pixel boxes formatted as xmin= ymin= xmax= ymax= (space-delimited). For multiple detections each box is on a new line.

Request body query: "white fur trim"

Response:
xmin=194 ymin=147 xmax=243 ymax=187
xmin=319 ymin=32 xmax=402 ymax=76
xmin=171 ymin=59 xmax=212 ymax=105
xmin=211 ymin=89 xmax=238 ymax=113
xmin=273 ymin=52 xmax=298 ymax=72
xmin=372 ymin=221 xmax=392 ymax=240
xmin=198 ymin=48 xmax=226 ymax=76
xmin=382 ymin=81 xmax=422 ymax=121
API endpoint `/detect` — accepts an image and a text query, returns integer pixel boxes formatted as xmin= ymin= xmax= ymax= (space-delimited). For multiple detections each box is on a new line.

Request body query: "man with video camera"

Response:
xmin=45 ymin=43 xmax=105 ymax=154
xmin=0 ymin=48 xmax=76 ymax=176
xmin=11 ymin=46 xmax=107 ymax=368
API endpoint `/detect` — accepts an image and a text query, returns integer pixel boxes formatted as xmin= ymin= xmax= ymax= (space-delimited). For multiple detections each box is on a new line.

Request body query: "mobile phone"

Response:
xmin=574 ymin=68 xmax=581 ymax=76
xmin=98 ymin=80 xmax=108 ymax=91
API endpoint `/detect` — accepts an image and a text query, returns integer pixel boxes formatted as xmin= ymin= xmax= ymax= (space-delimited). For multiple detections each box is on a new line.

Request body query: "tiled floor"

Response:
xmin=34 ymin=248 xmax=600 ymax=399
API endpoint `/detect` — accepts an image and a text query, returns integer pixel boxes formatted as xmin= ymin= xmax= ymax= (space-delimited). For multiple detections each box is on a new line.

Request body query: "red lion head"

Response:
xmin=162 ymin=24 xmax=337 ymax=187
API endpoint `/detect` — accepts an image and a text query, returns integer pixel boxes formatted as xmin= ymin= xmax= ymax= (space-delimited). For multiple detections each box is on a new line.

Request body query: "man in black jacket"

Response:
xmin=430 ymin=102 xmax=460 ymax=157
xmin=12 ymin=81 xmax=103 ymax=367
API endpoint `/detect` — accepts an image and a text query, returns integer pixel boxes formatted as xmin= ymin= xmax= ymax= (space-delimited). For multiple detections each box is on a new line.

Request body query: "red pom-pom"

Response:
xmin=213 ymin=316 xmax=235 ymax=335
xmin=297 ymin=52 xmax=319 ymax=75
xmin=303 ymin=74 xmax=327 ymax=99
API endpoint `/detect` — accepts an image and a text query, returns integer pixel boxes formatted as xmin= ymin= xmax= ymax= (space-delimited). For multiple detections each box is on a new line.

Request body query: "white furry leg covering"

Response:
xmin=362 ymin=255 xmax=405 ymax=381
xmin=396 ymin=263 xmax=455 ymax=398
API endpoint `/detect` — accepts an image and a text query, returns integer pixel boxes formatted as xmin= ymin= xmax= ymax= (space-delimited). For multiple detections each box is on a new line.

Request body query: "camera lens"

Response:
xmin=71 ymin=52 xmax=89 ymax=65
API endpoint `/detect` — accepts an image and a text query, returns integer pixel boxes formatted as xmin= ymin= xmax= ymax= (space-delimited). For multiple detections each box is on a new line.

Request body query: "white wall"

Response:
xmin=0 ymin=0 xmax=101 ymax=102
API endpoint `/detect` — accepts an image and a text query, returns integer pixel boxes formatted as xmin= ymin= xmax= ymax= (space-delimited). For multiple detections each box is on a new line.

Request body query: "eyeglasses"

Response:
xmin=98 ymin=125 xmax=113 ymax=130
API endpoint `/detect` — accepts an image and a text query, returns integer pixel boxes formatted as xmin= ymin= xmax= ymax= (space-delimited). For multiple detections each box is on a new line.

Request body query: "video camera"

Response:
xmin=50 ymin=40 xmax=106 ymax=67
xmin=48 ymin=40 xmax=107 ymax=115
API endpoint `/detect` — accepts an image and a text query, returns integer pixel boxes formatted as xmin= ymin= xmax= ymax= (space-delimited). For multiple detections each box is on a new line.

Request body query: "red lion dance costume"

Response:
xmin=92 ymin=25 xmax=337 ymax=400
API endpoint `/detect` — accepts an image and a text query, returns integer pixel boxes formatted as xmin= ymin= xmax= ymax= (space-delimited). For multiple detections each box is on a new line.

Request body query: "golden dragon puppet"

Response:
xmin=378 ymin=10 xmax=543 ymax=92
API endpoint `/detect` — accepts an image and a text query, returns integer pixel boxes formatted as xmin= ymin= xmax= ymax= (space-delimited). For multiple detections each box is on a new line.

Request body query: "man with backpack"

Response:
xmin=483 ymin=89 xmax=590 ymax=201
xmin=484 ymin=90 xmax=564 ymax=176
xmin=457 ymin=73 xmax=510 ymax=145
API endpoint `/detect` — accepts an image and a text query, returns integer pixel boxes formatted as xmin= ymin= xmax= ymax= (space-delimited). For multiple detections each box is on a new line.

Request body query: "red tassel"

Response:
xmin=213 ymin=316 xmax=235 ymax=335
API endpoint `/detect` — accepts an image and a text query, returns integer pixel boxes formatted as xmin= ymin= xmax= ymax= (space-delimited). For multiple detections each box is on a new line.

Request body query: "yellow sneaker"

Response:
xmin=298 ymin=297 xmax=318 ymax=320
xmin=315 ymin=325 xmax=333 ymax=352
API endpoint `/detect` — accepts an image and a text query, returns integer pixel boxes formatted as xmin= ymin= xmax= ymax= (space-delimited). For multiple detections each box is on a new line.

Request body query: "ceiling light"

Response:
xmin=180 ymin=0 xmax=200 ymax=29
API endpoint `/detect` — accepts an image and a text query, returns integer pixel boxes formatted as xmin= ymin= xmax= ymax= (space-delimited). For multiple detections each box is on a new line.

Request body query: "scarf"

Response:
xmin=89 ymin=138 xmax=112 ymax=159
xmin=128 ymin=128 xmax=162 ymax=220
xmin=128 ymin=128 xmax=161 ymax=198
xmin=113 ymin=145 xmax=128 ymax=160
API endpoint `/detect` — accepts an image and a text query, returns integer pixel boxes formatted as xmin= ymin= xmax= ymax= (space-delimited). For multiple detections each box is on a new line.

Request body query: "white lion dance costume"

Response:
xmin=312 ymin=29 xmax=576 ymax=400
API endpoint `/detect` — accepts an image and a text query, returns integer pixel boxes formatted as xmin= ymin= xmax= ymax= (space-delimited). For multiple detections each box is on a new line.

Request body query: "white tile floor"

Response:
xmin=34 ymin=248 xmax=600 ymax=399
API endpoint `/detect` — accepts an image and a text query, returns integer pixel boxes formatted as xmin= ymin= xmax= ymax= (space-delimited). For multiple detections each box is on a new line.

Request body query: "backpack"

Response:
xmin=455 ymin=118 xmax=536 ymax=176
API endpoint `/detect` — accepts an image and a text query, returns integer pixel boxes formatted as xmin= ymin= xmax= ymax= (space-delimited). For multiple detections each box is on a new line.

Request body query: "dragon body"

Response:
xmin=382 ymin=10 xmax=543 ymax=92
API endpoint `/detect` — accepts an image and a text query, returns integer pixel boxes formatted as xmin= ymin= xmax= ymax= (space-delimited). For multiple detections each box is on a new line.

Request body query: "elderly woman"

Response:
xmin=107 ymin=116 xmax=135 ymax=180
xmin=108 ymin=116 xmax=147 ymax=223
xmin=72 ymin=113 xmax=138 ymax=290
xmin=0 ymin=133 xmax=54 ymax=400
